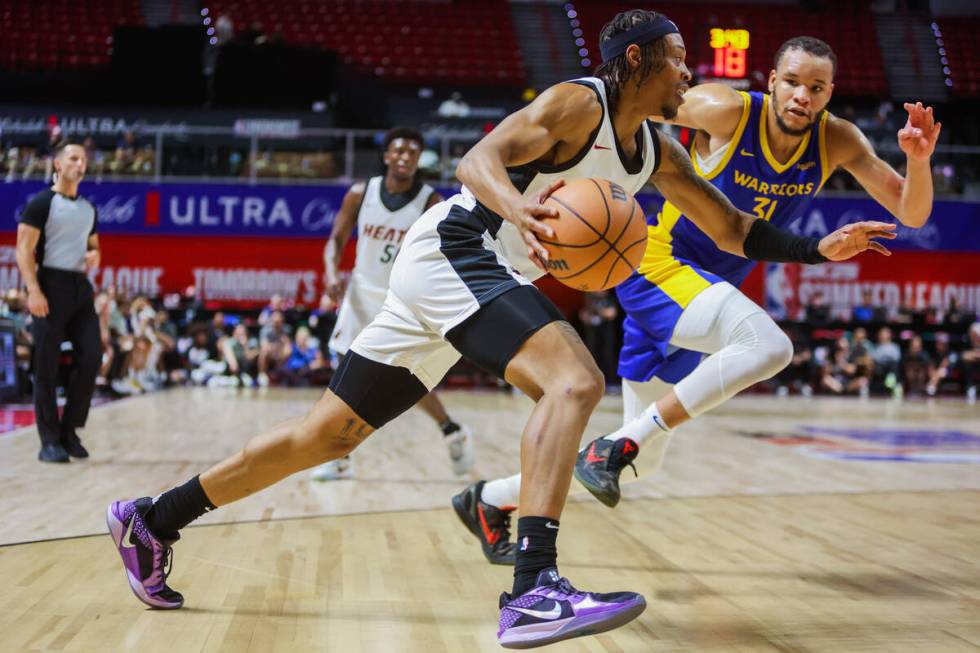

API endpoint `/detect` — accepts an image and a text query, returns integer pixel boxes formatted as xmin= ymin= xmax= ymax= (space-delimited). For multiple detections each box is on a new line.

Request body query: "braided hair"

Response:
xmin=594 ymin=9 xmax=670 ymax=118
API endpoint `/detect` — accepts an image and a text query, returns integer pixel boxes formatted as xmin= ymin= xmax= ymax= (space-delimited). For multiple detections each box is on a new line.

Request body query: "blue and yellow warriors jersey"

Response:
xmin=617 ymin=91 xmax=830 ymax=383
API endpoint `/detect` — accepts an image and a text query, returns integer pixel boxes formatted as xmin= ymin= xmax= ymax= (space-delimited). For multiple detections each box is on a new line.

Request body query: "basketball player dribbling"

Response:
xmin=457 ymin=34 xmax=940 ymax=557
xmin=309 ymin=128 xmax=475 ymax=482
xmin=106 ymin=10 xmax=894 ymax=648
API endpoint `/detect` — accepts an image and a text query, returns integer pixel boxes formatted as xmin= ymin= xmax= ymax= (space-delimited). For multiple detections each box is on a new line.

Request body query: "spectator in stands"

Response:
xmin=944 ymin=297 xmax=971 ymax=326
xmin=221 ymin=323 xmax=259 ymax=386
xmin=208 ymin=311 xmax=228 ymax=350
xmin=963 ymin=322 xmax=980 ymax=402
xmin=258 ymin=294 xmax=285 ymax=326
xmin=805 ymin=291 xmax=831 ymax=327
xmin=926 ymin=333 xmax=961 ymax=397
xmin=258 ymin=309 xmax=292 ymax=386
xmin=279 ymin=326 xmax=325 ymax=386
xmin=852 ymin=290 xmax=886 ymax=323
xmin=820 ymin=336 xmax=868 ymax=395
xmin=111 ymin=131 xmax=138 ymax=174
xmin=850 ymin=327 xmax=874 ymax=393
xmin=186 ymin=324 xmax=226 ymax=386
xmin=902 ymin=335 xmax=934 ymax=396
xmin=871 ymin=326 xmax=901 ymax=395
xmin=438 ymin=91 xmax=471 ymax=118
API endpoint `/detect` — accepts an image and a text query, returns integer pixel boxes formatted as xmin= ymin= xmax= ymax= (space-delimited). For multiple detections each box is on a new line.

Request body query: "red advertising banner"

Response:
xmin=765 ymin=252 xmax=980 ymax=320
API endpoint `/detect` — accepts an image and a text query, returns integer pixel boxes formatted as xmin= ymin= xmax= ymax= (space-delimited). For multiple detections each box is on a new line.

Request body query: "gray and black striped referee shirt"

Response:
xmin=18 ymin=189 xmax=98 ymax=272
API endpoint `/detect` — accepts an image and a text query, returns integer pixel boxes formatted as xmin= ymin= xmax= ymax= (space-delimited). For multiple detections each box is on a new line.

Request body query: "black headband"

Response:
xmin=599 ymin=16 xmax=679 ymax=63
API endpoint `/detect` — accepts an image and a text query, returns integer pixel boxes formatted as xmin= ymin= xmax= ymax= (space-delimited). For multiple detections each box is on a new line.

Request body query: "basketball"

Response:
xmin=540 ymin=178 xmax=647 ymax=291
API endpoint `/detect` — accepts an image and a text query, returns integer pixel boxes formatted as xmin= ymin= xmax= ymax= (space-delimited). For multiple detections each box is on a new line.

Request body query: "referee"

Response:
xmin=15 ymin=140 xmax=102 ymax=463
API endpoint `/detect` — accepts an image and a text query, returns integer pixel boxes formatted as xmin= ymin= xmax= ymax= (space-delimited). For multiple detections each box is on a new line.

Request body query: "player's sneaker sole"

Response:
xmin=499 ymin=595 xmax=645 ymax=649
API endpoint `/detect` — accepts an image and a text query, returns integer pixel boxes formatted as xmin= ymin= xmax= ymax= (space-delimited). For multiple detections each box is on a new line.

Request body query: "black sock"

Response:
xmin=439 ymin=419 xmax=460 ymax=436
xmin=512 ymin=516 xmax=559 ymax=596
xmin=144 ymin=475 xmax=217 ymax=539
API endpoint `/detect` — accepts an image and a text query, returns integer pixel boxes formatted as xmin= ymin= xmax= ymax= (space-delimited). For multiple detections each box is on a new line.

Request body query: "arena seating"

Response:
xmin=202 ymin=0 xmax=527 ymax=87
xmin=572 ymin=1 xmax=887 ymax=98
xmin=0 ymin=0 xmax=142 ymax=70
xmin=938 ymin=16 xmax=980 ymax=98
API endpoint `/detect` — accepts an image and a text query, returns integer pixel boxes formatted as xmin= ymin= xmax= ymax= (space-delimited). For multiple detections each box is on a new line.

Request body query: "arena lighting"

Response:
xmin=207 ymin=27 xmax=215 ymax=36
xmin=201 ymin=8 xmax=208 ymax=16
xmin=563 ymin=2 xmax=590 ymax=68
xmin=209 ymin=37 xmax=218 ymax=45
xmin=203 ymin=17 xmax=211 ymax=25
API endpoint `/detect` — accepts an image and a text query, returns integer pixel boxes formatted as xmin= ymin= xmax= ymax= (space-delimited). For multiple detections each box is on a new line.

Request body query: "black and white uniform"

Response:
xmin=19 ymin=189 xmax=101 ymax=447
xmin=329 ymin=176 xmax=435 ymax=356
xmin=330 ymin=77 xmax=661 ymax=427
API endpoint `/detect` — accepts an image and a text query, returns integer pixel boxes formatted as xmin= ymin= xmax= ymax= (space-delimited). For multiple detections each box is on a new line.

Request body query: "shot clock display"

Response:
xmin=710 ymin=28 xmax=750 ymax=79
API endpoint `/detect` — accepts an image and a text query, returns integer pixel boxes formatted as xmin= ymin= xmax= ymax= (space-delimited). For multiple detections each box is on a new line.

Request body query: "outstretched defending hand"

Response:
xmin=818 ymin=221 xmax=897 ymax=261
xmin=510 ymin=179 xmax=563 ymax=272
xmin=898 ymin=102 xmax=941 ymax=162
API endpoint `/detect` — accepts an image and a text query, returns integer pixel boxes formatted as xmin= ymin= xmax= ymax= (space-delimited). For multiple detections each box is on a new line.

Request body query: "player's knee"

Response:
xmin=551 ymin=363 xmax=605 ymax=410
xmin=756 ymin=327 xmax=794 ymax=377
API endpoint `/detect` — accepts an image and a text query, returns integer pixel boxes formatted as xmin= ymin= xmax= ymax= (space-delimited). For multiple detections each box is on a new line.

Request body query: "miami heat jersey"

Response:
xmin=330 ymin=176 xmax=434 ymax=354
xmin=461 ymin=76 xmax=661 ymax=282
xmin=349 ymin=176 xmax=434 ymax=304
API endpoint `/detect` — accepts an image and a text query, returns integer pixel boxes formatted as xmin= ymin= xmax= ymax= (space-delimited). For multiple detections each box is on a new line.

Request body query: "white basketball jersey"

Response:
xmin=462 ymin=76 xmax=661 ymax=281
xmin=349 ymin=176 xmax=435 ymax=303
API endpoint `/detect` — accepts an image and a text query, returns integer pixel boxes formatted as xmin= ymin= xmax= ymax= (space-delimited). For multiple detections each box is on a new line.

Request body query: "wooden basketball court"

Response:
xmin=1 ymin=387 xmax=978 ymax=652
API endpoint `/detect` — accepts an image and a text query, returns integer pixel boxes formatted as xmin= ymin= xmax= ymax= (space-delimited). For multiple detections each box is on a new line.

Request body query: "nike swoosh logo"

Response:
xmin=593 ymin=144 xmax=611 ymax=150
xmin=510 ymin=604 xmax=563 ymax=620
xmin=653 ymin=415 xmax=669 ymax=431
xmin=740 ymin=149 xmax=754 ymax=157
xmin=120 ymin=514 xmax=138 ymax=549
xmin=545 ymin=521 xmax=559 ymax=529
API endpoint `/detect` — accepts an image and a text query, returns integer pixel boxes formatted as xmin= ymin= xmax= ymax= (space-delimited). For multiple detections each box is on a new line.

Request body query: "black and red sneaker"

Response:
xmin=573 ymin=437 xmax=639 ymax=508
xmin=451 ymin=481 xmax=516 ymax=565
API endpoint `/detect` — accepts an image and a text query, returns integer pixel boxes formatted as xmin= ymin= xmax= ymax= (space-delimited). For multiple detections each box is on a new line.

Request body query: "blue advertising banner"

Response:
xmin=1 ymin=180 xmax=978 ymax=251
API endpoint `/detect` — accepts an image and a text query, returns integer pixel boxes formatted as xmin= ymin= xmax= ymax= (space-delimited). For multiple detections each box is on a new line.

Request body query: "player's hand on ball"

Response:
xmin=510 ymin=179 xmax=563 ymax=272
xmin=818 ymin=221 xmax=896 ymax=261
xmin=898 ymin=102 xmax=941 ymax=162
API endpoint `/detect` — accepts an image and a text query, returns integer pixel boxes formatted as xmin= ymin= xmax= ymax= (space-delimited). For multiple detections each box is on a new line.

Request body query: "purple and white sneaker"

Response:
xmin=106 ymin=498 xmax=184 ymax=609
xmin=497 ymin=568 xmax=646 ymax=649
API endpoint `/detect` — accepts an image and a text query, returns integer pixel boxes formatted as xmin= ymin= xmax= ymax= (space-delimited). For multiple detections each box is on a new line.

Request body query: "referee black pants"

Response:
xmin=31 ymin=268 xmax=101 ymax=447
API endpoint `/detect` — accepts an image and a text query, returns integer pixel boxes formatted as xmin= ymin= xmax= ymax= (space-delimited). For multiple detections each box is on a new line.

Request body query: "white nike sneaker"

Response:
xmin=310 ymin=456 xmax=354 ymax=481
xmin=446 ymin=425 xmax=474 ymax=476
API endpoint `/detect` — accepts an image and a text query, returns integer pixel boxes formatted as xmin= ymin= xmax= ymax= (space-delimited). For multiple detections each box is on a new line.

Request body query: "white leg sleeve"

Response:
xmin=618 ymin=377 xmax=676 ymax=475
xmin=670 ymin=282 xmax=793 ymax=418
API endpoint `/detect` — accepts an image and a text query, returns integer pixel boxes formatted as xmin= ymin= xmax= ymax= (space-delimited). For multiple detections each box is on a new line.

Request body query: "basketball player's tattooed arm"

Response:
xmin=651 ymin=131 xmax=754 ymax=256
xmin=457 ymin=83 xmax=601 ymax=270
xmin=323 ymin=182 xmax=365 ymax=302
xmin=831 ymin=103 xmax=940 ymax=228
xmin=652 ymin=132 xmax=897 ymax=262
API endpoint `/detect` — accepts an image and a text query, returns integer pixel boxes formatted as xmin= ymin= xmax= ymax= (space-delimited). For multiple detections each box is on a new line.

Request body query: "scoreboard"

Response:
xmin=709 ymin=28 xmax=750 ymax=80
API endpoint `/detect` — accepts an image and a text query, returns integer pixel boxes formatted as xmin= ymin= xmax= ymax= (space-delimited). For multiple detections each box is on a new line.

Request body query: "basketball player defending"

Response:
xmin=309 ymin=128 xmax=475 ymax=481
xmin=457 ymin=34 xmax=939 ymax=556
xmin=106 ymin=11 xmax=892 ymax=648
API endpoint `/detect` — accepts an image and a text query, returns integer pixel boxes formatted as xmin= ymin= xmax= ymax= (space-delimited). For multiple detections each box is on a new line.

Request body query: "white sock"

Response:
xmin=481 ymin=474 xmax=521 ymax=508
xmin=603 ymin=402 xmax=672 ymax=444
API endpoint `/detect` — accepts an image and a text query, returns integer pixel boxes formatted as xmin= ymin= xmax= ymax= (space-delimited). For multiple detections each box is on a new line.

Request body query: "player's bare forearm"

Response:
xmin=456 ymin=145 xmax=526 ymax=221
xmin=652 ymin=135 xmax=751 ymax=256
xmin=897 ymin=157 xmax=933 ymax=227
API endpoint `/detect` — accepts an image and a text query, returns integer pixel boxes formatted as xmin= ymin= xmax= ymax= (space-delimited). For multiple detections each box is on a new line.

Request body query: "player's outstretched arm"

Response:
xmin=652 ymin=132 xmax=896 ymax=263
xmin=323 ymin=183 xmax=364 ymax=302
xmin=832 ymin=102 xmax=940 ymax=228
xmin=456 ymin=83 xmax=598 ymax=270
xmin=649 ymin=83 xmax=744 ymax=136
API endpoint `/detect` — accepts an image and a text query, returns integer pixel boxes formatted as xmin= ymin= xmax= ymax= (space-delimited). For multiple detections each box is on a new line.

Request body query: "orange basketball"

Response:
xmin=540 ymin=178 xmax=647 ymax=291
